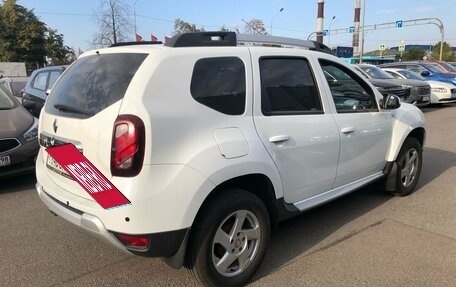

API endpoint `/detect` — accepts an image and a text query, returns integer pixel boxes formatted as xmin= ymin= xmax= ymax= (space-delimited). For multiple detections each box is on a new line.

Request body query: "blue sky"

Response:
xmin=17 ymin=0 xmax=456 ymax=53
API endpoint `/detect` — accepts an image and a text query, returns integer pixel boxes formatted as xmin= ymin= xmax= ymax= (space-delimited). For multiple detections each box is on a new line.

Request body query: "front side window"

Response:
xmin=320 ymin=59 xmax=378 ymax=113
xmin=190 ymin=57 xmax=246 ymax=115
xmin=259 ymin=57 xmax=322 ymax=115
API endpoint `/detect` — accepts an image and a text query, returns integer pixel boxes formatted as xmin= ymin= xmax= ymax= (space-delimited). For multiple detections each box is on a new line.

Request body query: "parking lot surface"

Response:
xmin=1 ymin=104 xmax=455 ymax=286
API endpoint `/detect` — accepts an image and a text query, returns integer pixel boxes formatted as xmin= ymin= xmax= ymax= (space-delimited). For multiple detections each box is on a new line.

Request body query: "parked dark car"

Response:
xmin=0 ymin=85 xmax=39 ymax=179
xmin=22 ymin=65 xmax=67 ymax=117
xmin=352 ymin=65 xmax=408 ymax=101
xmin=356 ymin=64 xmax=431 ymax=107
xmin=379 ymin=61 xmax=456 ymax=86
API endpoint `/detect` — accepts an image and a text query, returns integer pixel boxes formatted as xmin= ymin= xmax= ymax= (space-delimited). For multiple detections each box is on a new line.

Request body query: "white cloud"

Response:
xmin=408 ymin=6 xmax=435 ymax=14
xmin=376 ymin=9 xmax=398 ymax=15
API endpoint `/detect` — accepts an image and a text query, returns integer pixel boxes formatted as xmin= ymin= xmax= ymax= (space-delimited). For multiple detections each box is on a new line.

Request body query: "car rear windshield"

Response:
xmin=45 ymin=53 xmax=147 ymax=118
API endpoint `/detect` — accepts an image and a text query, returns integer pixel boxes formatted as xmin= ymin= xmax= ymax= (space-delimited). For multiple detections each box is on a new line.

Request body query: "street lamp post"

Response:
xmin=270 ymin=8 xmax=284 ymax=36
xmin=328 ymin=16 xmax=336 ymax=49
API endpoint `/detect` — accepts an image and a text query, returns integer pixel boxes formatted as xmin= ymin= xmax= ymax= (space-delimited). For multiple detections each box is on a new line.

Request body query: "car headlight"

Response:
xmin=431 ymin=87 xmax=447 ymax=93
xmin=23 ymin=117 xmax=39 ymax=141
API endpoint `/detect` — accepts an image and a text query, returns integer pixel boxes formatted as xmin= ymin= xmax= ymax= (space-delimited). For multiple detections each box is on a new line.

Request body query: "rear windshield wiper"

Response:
xmin=54 ymin=104 xmax=94 ymax=116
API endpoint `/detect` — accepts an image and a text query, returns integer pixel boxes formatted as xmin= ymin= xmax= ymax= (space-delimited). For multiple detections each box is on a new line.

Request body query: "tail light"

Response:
xmin=111 ymin=115 xmax=145 ymax=177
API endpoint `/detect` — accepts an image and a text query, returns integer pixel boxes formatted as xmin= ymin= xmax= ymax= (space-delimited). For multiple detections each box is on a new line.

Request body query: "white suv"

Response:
xmin=36 ymin=32 xmax=425 ymax=286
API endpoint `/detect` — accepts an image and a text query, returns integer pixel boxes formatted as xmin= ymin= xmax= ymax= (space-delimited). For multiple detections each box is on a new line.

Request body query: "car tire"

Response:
xmin=387 ymin=137 xmax=423 ymax=196
xmin=185 ymin=189 xmax=270 ymax=287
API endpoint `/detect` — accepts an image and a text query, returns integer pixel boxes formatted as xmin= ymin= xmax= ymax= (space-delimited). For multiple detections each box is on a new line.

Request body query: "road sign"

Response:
xmin=396 ymin=20 xmax=403 ymax=28
xmin=379 ymin=44 xmax=387 ymax=51
xmin=323 ymin=30 xmax=328 ymax=36
xmin=398 ymin=44 xmax=405 ymax=52
xmin=349 ymin=26 xmax=355 ymax=33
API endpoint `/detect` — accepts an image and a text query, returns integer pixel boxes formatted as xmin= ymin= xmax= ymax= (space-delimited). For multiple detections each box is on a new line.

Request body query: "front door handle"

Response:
xmin=341 ymin=127 xmax=355 ymax=134
xmin=269 ymin=135 xmax=290 ymax=143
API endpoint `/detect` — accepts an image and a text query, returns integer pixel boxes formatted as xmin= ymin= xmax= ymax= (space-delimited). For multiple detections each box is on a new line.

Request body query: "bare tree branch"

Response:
xmin=91 ymin=0 xmax=133 ymax=48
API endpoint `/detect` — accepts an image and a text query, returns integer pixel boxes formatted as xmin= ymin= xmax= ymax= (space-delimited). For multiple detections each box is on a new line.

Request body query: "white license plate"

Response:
xmin=423 ymin=96 xmax=429 ymax=101
xmin=46 ymin=154 xmax=72 ymax=179
xmin=0 ymin=155 xmax=11 ymax=167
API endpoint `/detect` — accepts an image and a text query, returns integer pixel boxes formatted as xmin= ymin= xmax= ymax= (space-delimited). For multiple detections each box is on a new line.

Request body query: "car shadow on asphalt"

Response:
xmin=418 ymin=147 xmax=456 ymax=188
xmin=252 ymin=146 xmax=455 ymax=283
xmin=0 ymin=173 xmax=36 ymax=194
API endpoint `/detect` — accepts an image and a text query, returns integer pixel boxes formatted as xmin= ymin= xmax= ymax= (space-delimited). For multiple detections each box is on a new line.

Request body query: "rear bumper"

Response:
xmin=37 ymin=183 xmax=131 ymax=253
xmin=36 ymin=183 xmax=189 ymax=259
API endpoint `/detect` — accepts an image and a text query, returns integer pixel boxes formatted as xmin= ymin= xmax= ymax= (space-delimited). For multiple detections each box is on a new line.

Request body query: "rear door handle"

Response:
xmin=269 ymin=135 xmax=290 ymax=143
xmin=341 ymin=127 xmax=355 ymax=134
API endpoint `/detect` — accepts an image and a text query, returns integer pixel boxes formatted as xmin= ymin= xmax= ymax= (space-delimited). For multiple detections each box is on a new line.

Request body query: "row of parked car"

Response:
xmin=0 ymin=65 xmax=66 ymax=179
xmin=352 ymin=61 xmax=456 ymax=108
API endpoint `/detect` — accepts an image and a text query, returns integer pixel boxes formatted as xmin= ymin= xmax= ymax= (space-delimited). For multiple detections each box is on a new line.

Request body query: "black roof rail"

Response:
xmin=109 ymin=41 xmax=163 ymax=47
xmin=164 ymin=31 xmax=335 ymax=55
xmin=164 ymin=32 xmax=236 ymax=47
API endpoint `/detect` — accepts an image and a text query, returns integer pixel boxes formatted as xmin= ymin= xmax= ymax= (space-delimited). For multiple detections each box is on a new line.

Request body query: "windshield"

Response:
xmin=0 ymin=86 xmax=16 ymax=109
xmin=358 ymin=65 xmax=394 ymax=79
xmin=422 ymin=63 xmax=445 ymax=73
xmin=439 ymin=62 xmax=456 ymax=72
xmin=397 ymin=69 xmax=426 ymax=80
xmin=46 ymin=53 xmax=147 ymax=118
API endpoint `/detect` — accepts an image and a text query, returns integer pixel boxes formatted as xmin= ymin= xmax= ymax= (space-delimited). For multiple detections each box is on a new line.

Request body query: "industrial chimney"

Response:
xmin=316 ymin=0 xmax=324 ymax=43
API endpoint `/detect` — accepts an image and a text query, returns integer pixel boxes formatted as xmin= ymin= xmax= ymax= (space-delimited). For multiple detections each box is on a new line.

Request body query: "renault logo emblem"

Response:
xmin=53 ymin=119 xmax=58 ymax=133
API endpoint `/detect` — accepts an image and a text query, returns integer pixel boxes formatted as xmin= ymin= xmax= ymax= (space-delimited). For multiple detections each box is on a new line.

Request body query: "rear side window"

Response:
xmin=191 ymin=57 xmax=245 ymax=115
xmin=48 ymin=70 xmax=61 ymax=88
xmin=260 ymin=57 xmax=322 ymax=115
xmin=32 ymin=72 xmax=48 ymax=90
xmin=46 ymin=53 xmax=147 ymax=118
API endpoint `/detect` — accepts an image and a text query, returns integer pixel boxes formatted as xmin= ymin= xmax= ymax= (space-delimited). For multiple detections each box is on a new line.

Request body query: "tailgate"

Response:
xmin=38 ymin=52 xmax=148 ymax=200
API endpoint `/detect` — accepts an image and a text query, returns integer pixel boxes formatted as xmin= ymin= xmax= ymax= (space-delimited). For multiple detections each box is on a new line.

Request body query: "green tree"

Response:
xmin=0 ymin=0 xmax=74 ymax=69
xmin=173 ymin=18 xmax=205 ymax=34
xmin=402 ymin=48 xmax=425 ymax=61
xmin=0 ymin=0 xmax=47 ymax=68
xmin=431 ymin=41 xmax=455 ymax=61
xmin=45 ymin=29 xmax=75 ymax=65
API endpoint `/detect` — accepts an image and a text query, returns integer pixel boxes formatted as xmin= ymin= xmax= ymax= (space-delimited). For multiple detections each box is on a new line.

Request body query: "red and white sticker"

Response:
xmin=46 ymin=144 xmax=130 ymax=209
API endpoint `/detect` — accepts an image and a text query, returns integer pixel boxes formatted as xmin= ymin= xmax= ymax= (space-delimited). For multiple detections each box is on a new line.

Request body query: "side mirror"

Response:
xmin=421 ymin=70 xmax=431 ymax=76
xmin=382 ymin=94 xmax=401 ymax=110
